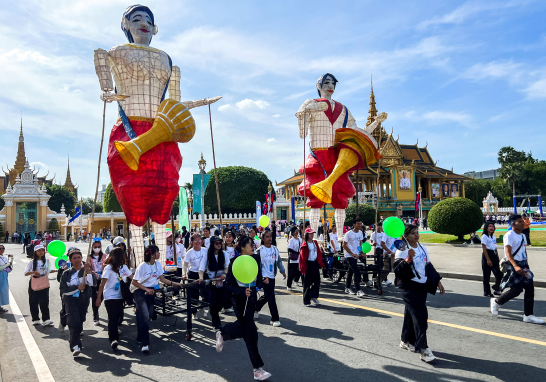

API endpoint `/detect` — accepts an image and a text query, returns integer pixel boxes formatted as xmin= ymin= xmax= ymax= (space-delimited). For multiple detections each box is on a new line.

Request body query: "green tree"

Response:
xmin=46 ymin=184 xmax=75 ymax=216
xmin=490 ymin=177 xmax=512 ymax=207
xmin=498 ymin=146 xmax=529 ymax=197
xmin=345 ymin=203 xmax=376 ymax=227
xmin=48 ymin=218 xmax=59 ymax=232
xmin=204 ymin=166 xmax=271 ymax=214
xmin=464 ymin=179 xmax=491 ymax=206
xmin=82 ymin=197 xmax=104 ymax=214
xmin=0 ymin=194 xmax=4 ymax=211
xmin=428 ymin=198 xmax=483 ymax=241
xmin=103 ymin=183 xmax=123 ymax=213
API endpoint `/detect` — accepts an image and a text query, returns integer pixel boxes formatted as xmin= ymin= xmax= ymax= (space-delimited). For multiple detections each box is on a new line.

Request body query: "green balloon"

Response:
xmin=259 ymin=215 xmax=270 ymax=228
xmin=362 ymin=242 xmax=372 ymax=253
xmin=232 ymin=255 xmax=259 ymax=285
xmin=48 ymin=240 xmax=66 ymax=258
xmin=255 ymin=236 xmax=260 ymax=240
xmin=383 ymin=216 xmax=405 ymax=238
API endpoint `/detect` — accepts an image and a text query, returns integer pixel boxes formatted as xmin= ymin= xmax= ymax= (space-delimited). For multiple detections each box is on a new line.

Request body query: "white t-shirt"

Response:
xmin=184 ymin=248 xmax=208 ymax=273
xmin=288 ymin=237 xmax=302 ymax=263
xmin=101 ymin=264 xmax=132 ymax=300
xmin=371 ymin=232 xmax=383 ymax=248
xmin=260 ymin=246 xmax=279 ymax=278
xmin=329 ymin=233 xmax=340 ymax=251
xmin=307 ymin=242 xmax=317 ymax=261
xmin=133 ymin=261 xmax=164 ymax=288
xmin=481 ymin=234 xmax=497 ymax=251
xmin=166 ymin=243 xmax=186 ymax=268
xmin=503 ymin=230 xmax=527 ymax=261
xmin=24 ymin=259 xmax=50 ymax=276
xmin=343 ymin=230 xmax=361 ymax=257
xmin=65 ymin=269 xmax=94 ymax=287
xmin=395 ymin=244 xmax=430 ymax=284
xmin=381 ymin=234 xmax=396 ymax=254
xmin=105 ymin=244 xmax=114 ymax=255
xmin=204 ymin=237 xmax=211 ymax=249
xmin=199 ymin=251 xmax=230 ymax=279
xmin=225 ymin=246 xmax=236 ymax=259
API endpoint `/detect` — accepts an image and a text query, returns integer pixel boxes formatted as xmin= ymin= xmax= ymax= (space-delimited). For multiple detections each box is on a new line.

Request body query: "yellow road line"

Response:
xmin=278 ymin=290 xmax=546 ymax=347
xmin=9 ymin=290 xmax=56 ymax=382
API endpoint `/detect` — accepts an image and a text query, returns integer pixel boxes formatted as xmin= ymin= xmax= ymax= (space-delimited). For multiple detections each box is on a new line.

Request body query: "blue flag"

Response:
xmin=192 ymin=174 xmax=212 ymax=214
xmin=69 ymin=207 xmax=81 ymax=224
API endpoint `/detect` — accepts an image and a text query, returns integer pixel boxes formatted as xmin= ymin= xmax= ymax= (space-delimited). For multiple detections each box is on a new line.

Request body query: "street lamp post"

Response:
xmin=267 ymin=182 xmax=273 ymax=221
xmin=198 ymin=153 xmax=207 ymax=231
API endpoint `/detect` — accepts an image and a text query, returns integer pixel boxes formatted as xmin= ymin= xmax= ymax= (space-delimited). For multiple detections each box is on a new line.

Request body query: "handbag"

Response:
xmin=30 ymin=259 xmax=50 ymax=291
xmin=500 ymin=237 xmax=524 ymax=273
xmin=289 ymin=239 xmax=301 ymax=261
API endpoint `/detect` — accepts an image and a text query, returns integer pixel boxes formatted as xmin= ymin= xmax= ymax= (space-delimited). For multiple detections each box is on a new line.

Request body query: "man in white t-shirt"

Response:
xmin=380 ymin=230 xmax=396 ymax=287
xmin=490 ymin=215 xmax=544 ymax=324
xmin=342 ymin=219 xmax=365 ymax=297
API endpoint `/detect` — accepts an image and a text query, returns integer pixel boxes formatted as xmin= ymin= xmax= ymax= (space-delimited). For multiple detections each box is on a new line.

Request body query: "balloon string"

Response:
xmin=243 ymin=283 xmax=249 ymax=314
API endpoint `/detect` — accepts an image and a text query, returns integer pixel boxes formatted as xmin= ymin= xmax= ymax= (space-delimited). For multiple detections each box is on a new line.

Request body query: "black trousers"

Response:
xmin=104 ymin=299 xmax=124 ymax=342
xmin=59 ymin=294 xmax=67 ymax=327
xmin=220 ymin=291 xmax=264 ymax=369
xmin=134 ymin=289 xmax=155 ymax=346
xmin=497 ymin=280 xmax=534 ymax=316
xmin=401 ymin=282 xmax=428 ymax=351
xmin=209 ymin=284 xmax=226 ymax=329
xmin=482 ymin=250 xmax=503 ymax=294
xmin=187 ymin=271 xmax=200 ymax=307
xmin=523 ymin=228 xmax=531 ymax=246
xmin=91 ymin=286 xmax=101 ymax=321
xmin=345 ymin=257 xmax=361 ymax=291
xmin=64 ymin=296 xmax=90 ymax=350
xmin=256 ymin=278 xmax=280 ymax=321
xmin=28 ymin=287 xmax=50 ymax=322
xmin=303 ymin=260 xmax=321 ymax=305
xmin=287 ymin=262 xmax=300 ymax=288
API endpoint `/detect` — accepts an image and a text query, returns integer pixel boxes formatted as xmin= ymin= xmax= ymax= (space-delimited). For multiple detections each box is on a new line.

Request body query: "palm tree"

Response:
xmin=183 ymin=182 xmax=193 ymax=197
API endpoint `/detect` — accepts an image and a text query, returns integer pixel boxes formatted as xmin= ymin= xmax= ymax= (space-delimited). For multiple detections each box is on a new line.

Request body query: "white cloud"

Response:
xmin=272 ymin=114 xmax=280 ymax=118
xmin=422 ymin=111 xmax=473 ymax=127
xmin=217 ymin=104 xmax=233 ymax=112
xmin=235 ymin=99 xmax=269 ymax=110
xmin=266 ymin=138 xmax=277 ymax=143
xmin=524 ymin=79 xmax=546 ymax=99
xmin=463 ymin=61 xmax=522 ymax=81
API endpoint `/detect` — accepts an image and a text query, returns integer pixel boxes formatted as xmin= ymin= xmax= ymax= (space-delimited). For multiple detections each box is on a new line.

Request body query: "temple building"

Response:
xmin=275 ymin=82 xmax=470 ymax=223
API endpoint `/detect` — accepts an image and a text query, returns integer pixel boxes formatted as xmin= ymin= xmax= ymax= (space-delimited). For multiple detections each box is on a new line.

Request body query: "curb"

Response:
xmin=421 ymin=243 xmax=546 ymax=250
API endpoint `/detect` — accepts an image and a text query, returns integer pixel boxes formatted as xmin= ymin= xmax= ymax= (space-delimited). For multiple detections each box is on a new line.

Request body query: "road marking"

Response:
xmin=278 ymin=290 xmax=546 ymax=347
xmin=9 ymin=290 xmax=55 ymax=382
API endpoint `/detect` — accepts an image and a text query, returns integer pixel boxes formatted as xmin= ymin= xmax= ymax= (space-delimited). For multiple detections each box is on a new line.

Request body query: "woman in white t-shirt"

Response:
xmin=287 ymin=227 xmax=302 ymax=290
xmin=131 ymin=245 xmax=182 ymax=353
xmin=89 ymin=239 xmax=106 ymax=325
xmin=481 ymin=222 xmax=502 ymax=297
xmin=394 ymin=224 xmax=444 ymax=364
xmin=183 ymin=234 xmax=209 ymax=309
xmin=24 ymin=244 xmax=55 ymax=326
xmin=221 ymin=232 xmax=236 ymax=313
xmin=167 ymin=233 xmax=186 ymax=277
xmin=329 ymin=226 xmax=340 ymax=253
xmin=95 ymin=247 xmax=133 ymax=350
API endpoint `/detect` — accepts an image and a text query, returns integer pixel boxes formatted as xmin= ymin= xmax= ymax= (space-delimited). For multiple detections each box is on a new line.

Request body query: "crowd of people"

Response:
xmin=0 ymin=214 xmax=543 ymax=380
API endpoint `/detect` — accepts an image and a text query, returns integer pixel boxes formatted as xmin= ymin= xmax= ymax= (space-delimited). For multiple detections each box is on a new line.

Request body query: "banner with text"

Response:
xmin=192 ymin=174 xmax=211 ymax=215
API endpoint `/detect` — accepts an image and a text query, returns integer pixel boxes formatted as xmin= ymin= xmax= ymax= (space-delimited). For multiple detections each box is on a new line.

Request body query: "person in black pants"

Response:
xmin=480 ymin=222 xmax=503 ymax=297
xmin=286 ymin=227 xmax=302 ymax=290
xmin=215 ymin=236 xmax=272 ymax=381
xmin=299 ymin=228 xmax=325 ymax=307
xmin=254 ymin=231 xmax=286 ymax=326
xmin=343 ymin=220 xmax=365 ymax=298
xmin=24 ymin=244 xmax=53 ymax=326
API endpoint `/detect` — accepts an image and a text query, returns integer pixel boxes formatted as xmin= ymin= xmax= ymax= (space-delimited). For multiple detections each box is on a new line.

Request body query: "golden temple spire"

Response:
xmin=366 ymin=75 xmax=378 ymax=127
xmin=64 ymin=155 xmax=75 ymax=192
xmin=13 ymin=118 xmax=27 ymax=176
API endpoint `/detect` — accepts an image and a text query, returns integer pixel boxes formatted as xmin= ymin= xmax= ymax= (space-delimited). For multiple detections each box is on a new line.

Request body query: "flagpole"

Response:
xmin=208 ymin=104 xmax=223 ymax=237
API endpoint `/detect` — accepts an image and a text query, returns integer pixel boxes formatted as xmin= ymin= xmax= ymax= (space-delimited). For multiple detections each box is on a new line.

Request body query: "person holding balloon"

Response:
xmin=342 ymin=219 xmax=366 ymax=297
xmin=215 ymin=235 xmax=272 ymax=381
xmin=299 ymin=228 xmax=325 ymax=307
xmin=393 ymin=223 xmax=445 ymax=363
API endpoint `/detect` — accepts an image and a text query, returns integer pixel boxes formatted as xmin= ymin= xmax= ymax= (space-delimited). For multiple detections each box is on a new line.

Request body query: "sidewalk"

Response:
xmin=275 ymin=239 xmax=546 ymax=288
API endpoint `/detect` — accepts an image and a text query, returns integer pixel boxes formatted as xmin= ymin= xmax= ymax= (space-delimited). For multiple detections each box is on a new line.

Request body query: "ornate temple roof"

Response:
xmin=64 ymin=157 xmax=76 ymax=192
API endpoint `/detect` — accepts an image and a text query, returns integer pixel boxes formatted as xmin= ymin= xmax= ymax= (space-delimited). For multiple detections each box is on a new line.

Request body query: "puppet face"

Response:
xmin=317 ymin=77 xmax=336 ymax=98
xmin=125 ymin=11 xmax=156 ymax=45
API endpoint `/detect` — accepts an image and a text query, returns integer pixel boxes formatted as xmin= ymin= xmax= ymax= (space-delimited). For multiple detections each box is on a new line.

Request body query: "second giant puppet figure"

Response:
xmin=94 ymin=5 xmax=221 ymax=263
xmin=296 ymin=73 xmax=386 ymax=232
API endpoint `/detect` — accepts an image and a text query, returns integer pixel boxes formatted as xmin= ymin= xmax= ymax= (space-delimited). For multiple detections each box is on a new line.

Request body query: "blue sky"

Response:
xmin=1 ymin=0 xmax=546 ymax=198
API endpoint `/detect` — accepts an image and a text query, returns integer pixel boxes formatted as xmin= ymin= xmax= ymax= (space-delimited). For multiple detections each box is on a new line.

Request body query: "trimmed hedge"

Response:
xmin=345 ymin=203 xmax=376 ymax=227
xmin=428 ymin=197 xmax=483 ymax=240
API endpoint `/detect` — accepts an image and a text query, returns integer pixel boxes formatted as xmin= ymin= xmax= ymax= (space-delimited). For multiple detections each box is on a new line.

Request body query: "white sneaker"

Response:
xmin=311 ymin=298 xmax=320 ymax=305
xmin=356 ymin=290 xmax=366 ymax=298
xmin=141 ymin=345 xmax=149 ymax=353
xmin=523 ymin=315 xmax=545 ymax=324
xmin=271 ymin=321 xmax=281 ymax=327
xmin=345 ymin=288 xmax=356 ymax=295
xmin=287 ymin=287 xmax=293 ymax=291
xmin=203 ymin=310 xmax=209 ymax=318
xmin=215 ymin=331 xmax=224 ymax=352
xmin=42 ymin=319 xmax=54 ymax=326
xmin=384 ymin=280 xmax=393 ymax=287
xmin=399 ymin=341 xmax=415 ymax=352
xmin=58 ymin=324 xmax=65 ymax=332
xmin=420 ymin=348 xmax=436 ymax=363
xmin=490 ymin=298 xmax=499 ymax=316
xmin=304 ymin=304 xmax=311 ymax=307
xmin=111 ymin=340 xmax=118 ymax=350
xmin=94 ymin=320 xmax=100 ymax=326
xmin=72 ymin=345 xmax=81 ymax=357
xmin=366 ymin=281 xmax=373 ymax=287
xmin=253 ymin=311 xmax=260 ymax=320
xmin=32 ymin=320 xmax=41 ymax=326
xmin=253 ymin=367 xmax=272 ymax=380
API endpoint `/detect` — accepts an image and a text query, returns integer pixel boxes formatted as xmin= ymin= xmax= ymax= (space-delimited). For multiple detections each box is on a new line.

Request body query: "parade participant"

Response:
xmin=221 ymin=231 xmax=236 ymax=313
xmin=522 ymin=214 xmax=532 ymax=246
xmin=481 ymin=222 xmax=502 ymax=297
xmin=394 ymin=224 xmax=445 ymax=363
xmin=131 ymin=245 xmax=182 ymax=353
xmin=215 ymin=236 xmax=271 ymax=381
xmin=380 ymin=230 xmax=396 ymax=287
xmin=249 ymin=228 xmax=261 ymax=251
xmin=59 ymin=247 xmax=97 ymax=357
xmin=171 ymin=232 xmax=186 ymax=277
xmin=183 ymin=234 xmax=208 ymax=312
xmin=94 ymin=4 xmax=221 ymax=264
xmin=343 ymin=219 xmax=365 ymax=297
xmin=95 ymin=247 xmax=133 ymax=350
xmin=89 ymin=239 xmax=106 ymax=325
xmin=329 ymin=225 xmax=340 ymax=253
xmin=367 ymin=223 xmax=384 ymax=287
xmin=203 ymin=227 xmax=211 ymax=249
xmin=300 ymin=228 xmax=325 ymax=307
xmin=198 ymin=236 xmax=230 ymax=329
xmin=490 ymin=215 xmax=544 ymax=324
xmin=254 ymin=231 xmax=286 ymax=326
xmin=165 ymin=231 xmax=175 ymax=263
xmin=296 ymin=73 xmax=384 ymax=232
xmin=181 ymin=226 xmax=190 ymax=249
xmin=0 ymin=245 xmax=13 ymax=313
xmin=286 ymin=227 xmax=302 ymax=291
xmin=24 ymin=245 xmax=54 ymax=326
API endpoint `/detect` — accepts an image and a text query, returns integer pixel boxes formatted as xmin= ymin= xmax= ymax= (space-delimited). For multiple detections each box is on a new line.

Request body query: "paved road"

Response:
xmin=1 ymin=241 xmax=545 ymax=382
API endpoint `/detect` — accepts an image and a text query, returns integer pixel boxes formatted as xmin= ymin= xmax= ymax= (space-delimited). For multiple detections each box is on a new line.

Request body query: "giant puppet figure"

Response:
xmin=94 ymin=5 xmax=221 ymax=263
xmin=296 ymin=73 xmax=386 ymax=232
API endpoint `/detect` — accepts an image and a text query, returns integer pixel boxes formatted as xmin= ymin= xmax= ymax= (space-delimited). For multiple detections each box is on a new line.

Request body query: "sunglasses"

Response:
xmin=0 ymin=247 xmax=4 ymax=250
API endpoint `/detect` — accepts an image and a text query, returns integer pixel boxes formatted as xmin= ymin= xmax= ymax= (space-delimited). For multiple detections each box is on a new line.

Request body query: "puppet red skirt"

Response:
xmin=107 ymin=118 xmax=182 ymax=226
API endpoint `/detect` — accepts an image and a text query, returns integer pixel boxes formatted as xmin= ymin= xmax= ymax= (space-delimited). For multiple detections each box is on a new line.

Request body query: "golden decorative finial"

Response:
xmin=198 ymin=152 xmax=206 ymax=165
xmin=416 ymin=138 xmax=419 ymax=146
xmin=268 ymin=181 xmax=273 ymax=193
xmin=425 ymin=141 xmax=428 ymax=149
xmin=366 ymin=75 xmax=378 ymax=128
